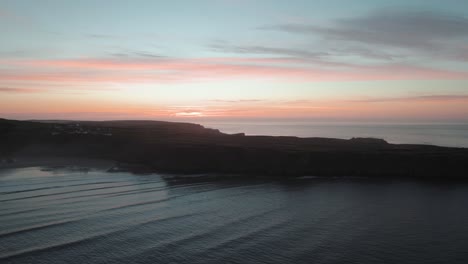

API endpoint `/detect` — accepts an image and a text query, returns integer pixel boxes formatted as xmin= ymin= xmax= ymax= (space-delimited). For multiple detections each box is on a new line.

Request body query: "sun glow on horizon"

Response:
xmin=1 ymin=1 xmax=468 ymax=122
xmin=174 ymin=111 xmax=204 ymax=117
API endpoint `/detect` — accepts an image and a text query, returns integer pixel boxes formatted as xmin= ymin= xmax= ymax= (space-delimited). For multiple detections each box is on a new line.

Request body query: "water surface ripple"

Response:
xmin=1 ymin=167 xmax=468 ymax=263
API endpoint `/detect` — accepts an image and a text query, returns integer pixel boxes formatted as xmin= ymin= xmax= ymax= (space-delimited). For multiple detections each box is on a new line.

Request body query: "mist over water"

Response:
xmin=1 ymin=168 xmax=468 ymax=264
xmin=200 ymin=121 xmax=468 ymax=148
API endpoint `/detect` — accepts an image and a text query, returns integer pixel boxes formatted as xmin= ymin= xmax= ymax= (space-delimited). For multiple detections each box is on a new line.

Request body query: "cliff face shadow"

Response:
xmin=1 ymin=118 xmax=468 ymax=179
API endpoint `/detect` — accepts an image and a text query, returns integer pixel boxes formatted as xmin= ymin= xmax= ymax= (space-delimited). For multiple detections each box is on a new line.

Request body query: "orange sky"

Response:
xmin=2 ymin=1 xmax=468 ymax=122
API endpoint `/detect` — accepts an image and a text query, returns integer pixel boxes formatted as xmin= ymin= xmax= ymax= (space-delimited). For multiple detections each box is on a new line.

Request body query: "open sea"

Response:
xmin=200 ymin=121 xmax=468 ymax=148
xmin=1 ymin=167 xmax=468 ymax=264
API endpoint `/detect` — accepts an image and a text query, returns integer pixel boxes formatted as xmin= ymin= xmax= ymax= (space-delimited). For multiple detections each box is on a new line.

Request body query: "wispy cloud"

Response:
xmin=4 ymin=94 xmax=468 ymax=121
xmin=0 ymin=85 xmax=118 ymax=94
xmin=108 ymin=50 xmax=167 ymax=59
xmin=351 ymin=95 xmax=468 ymax=103
xmin=260 ymin=8 xmax=468 ymax=61
xmin=0 ymin=87 xmax=43 ymax=93
xmin=209 ymin=43 xmax=328 ymax=58
xmin=152 ymin=95 xmax=468 ymax=120
xmin=86 ymin=33 xmax=121 ymax=39
xmin=208 ymin=42 xmax=361 ymax=67
xmin=207 ymin=99 xmax=263 ymax=103
xmin=3 ymin=57 xmax=468 ymax=84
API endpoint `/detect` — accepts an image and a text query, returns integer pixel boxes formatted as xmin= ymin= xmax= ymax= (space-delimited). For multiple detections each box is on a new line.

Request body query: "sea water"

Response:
xmin=200 ymin=121 xmax=468 ymax=148
xmin=1 ymin=167 xmax=468 ymax=264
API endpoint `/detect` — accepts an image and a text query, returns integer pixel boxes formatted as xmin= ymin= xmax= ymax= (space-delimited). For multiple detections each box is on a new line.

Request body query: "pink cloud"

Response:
xmin=351 ymin=95 xmax=468 ymax=103
xmin=2 ymin=57 xmax=468 ymax=85
xmin=0 ymin=87 xmax=44 ymax=93
xmin=3 ymin=95 xmax=468 ymax=121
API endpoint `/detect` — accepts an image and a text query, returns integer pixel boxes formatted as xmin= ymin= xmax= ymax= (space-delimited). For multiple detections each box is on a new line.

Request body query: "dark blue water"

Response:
xmin=200 ymin=121 xmax=468 ymax=148
xmin=1 ymin=167 xmax=468 ymax=264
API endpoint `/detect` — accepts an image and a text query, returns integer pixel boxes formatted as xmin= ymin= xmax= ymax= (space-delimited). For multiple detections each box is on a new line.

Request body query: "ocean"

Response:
xmin=1 ymin=167 xmax=468 ymax=264
xmin=199 ymin=121 xmax=468 ymax=148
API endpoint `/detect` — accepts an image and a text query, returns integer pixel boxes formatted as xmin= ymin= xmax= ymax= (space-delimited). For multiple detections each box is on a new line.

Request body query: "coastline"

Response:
xmin=0 ymin=156 xmax=115 ymax=172
xmin=1 ymin=119 xmax=468 ymax=179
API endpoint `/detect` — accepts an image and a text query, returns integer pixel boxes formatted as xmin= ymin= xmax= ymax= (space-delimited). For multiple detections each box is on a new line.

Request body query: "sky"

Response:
xmin=1 ymin=0 xmax=468 ymax=122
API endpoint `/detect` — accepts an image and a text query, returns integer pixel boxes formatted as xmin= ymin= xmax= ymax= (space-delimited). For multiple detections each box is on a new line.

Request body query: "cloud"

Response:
xmin=208 ymin=42 xmax=357 ymax=67
xmin=263 ymin=9 xmax=468 ymax=45
xmin=209 ymin=42 xmax=406 ymax=67
xmin=207 ymin=99 xmax=263 ymax=103
xmin=209 ymin=43 xmax=328 ymax=58
xmin=350 ymin=95 xmax=468 ymax=103
xmin=109 ymin=51 xmax=166 ymax=59
xmin=4 ymin=94 xmax=468 ymax=121
xmin=174 ymin=110 xmax=204 ymax=117
xmin=2 ymin=57 xmax=468 ymax=84
xmin=86 ymin=33 xmax=121 ymax=39
xmin=0 ymin=85 xmax=118 ymax=94
xmin=330 ymin=46 xmax=403 ymax=61
xmin=0 ymin=87 xmax=43 ymax=93
xmin=260 ymin=9 xmax=468 ymax=60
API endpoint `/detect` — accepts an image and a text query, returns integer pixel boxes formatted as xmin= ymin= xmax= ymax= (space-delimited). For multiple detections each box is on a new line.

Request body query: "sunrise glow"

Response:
xmin=1 ymin=1 xmax=468 ymax=122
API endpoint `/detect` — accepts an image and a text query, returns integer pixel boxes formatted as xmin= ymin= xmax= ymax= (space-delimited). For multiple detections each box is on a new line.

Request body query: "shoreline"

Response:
xmin=0 ymin=156 xmax=116 ymax=172
xmin=1 ymin=119 xmax=468 ymax=179
xmin=3 ymin=155 xmax=468 ymax=183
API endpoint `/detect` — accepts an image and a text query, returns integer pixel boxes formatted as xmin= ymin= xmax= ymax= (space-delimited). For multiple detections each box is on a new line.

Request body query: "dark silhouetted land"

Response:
xmin=1 ymin=118 xmax=467 ymax=179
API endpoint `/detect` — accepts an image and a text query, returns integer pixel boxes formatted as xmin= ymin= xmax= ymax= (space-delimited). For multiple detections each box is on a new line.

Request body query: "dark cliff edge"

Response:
xmin=1 ymin=118 xmax=467 ymax=179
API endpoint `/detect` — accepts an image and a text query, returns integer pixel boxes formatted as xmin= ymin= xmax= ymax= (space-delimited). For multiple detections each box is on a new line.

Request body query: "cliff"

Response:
xmin=1 ymin=118 xmax=467 ymax=179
